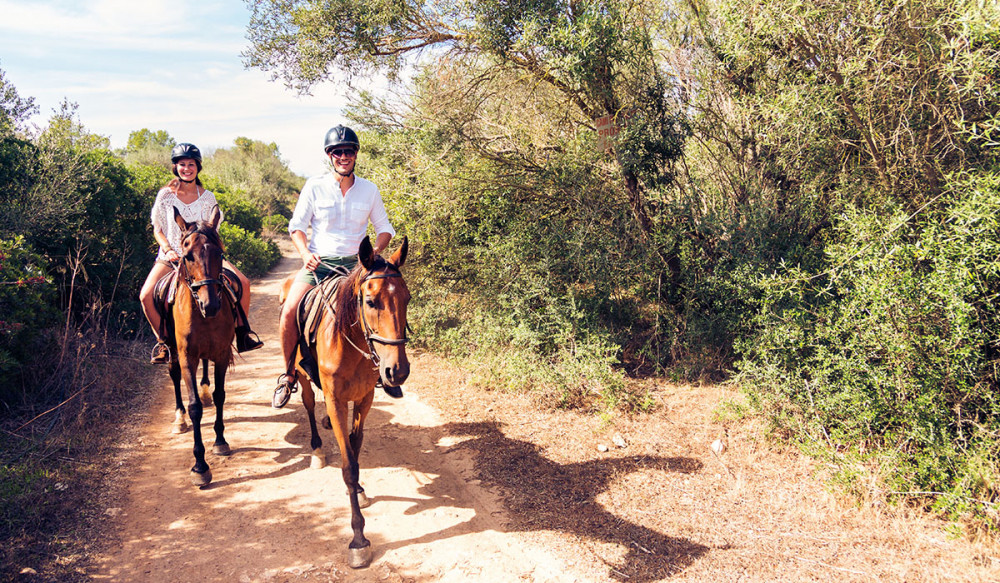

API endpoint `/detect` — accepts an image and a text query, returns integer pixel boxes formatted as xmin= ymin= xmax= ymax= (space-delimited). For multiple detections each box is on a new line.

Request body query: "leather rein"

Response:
xmin=175 ymin=231 xmax=226 ymax=318
xmin=349 ymin=266 xmax=409 ymax=366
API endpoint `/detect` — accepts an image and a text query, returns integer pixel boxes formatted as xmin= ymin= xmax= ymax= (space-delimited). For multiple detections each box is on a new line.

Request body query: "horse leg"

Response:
xmin=349 ymin=391 xmax=374 ymax=509
xmin=199 ymin=358 xmax=213 ymax=408
xmin=170 ymin=360 xmax=188 ymax=434
xmin=180 ymin=356 xmax=211 ymax=487
xmin=324 ymin=387 xmax=372 ymax=569
xmin=299 ymin=373 xmax=326 ymax=469
xmin=211 ymin=361 xmax=230 ymax=456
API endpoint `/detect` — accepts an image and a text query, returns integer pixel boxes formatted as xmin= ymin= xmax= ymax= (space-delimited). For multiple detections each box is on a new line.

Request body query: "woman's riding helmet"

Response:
xmin=171 ymin=143 xmax=203 ymax=164
xmin=324 ymin=125 xmax=360 ymax=153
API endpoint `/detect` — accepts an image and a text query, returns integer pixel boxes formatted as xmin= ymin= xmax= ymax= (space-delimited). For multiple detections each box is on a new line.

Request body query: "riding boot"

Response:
xmin=377 ymin=378 xmax=403 ymax=399
xmin=236 ymin=324 xmax=264 ymax=353
xmin=272 ymin=373 xmax=297 ymax=409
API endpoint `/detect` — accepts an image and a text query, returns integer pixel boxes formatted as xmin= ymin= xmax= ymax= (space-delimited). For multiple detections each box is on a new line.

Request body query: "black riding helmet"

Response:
xmin=171 ymin=143 xmax=203 ymax=183
xmin=324 ymin=125 xmax=360 ymax=153
xmin=171 ymin=143 xmax=202 ymax=164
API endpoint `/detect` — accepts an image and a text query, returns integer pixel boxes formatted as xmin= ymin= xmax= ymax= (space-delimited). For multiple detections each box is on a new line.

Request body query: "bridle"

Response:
xmin=349 ymin=265 xmax=409 ymax=367
xmin=176 ymin=230 xmax=225 ymax=318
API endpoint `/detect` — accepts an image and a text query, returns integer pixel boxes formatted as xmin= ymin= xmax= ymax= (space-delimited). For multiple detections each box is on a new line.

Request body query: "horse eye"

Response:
xmin=365 ymin=298 xmax=376 ymax=308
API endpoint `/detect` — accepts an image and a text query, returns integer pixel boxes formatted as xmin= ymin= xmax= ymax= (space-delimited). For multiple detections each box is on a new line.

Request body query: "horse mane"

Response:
xmin=331 ymin=255 xmax=397 ymax=339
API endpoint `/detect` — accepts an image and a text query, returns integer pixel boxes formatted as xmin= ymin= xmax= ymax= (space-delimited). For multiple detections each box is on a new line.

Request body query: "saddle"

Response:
xmin=294 ymin=267 xmax=351 ymax=386
xmin=153 ymin=267 xmax=243 ymax=338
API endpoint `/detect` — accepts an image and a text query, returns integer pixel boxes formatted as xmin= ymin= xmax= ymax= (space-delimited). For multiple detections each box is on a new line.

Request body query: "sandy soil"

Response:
xmin=90 ymin=239 xmax=588 ymax=583
xmin=89 ymin=238 xmax=1000 ymax=583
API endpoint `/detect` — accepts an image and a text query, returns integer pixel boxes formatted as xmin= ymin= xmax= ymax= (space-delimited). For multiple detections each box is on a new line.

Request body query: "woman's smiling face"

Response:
xmin=175 ymin=158 xmax=199 ymax=182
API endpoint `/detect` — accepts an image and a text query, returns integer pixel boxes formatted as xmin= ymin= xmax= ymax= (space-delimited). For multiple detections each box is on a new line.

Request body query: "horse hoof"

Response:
xmin=172 ymin=410 xmax=188 ymax=434
xmin=201 ymin=397 xmax=214 ymax=408
xmin=358 ymin=491 xmax=371 ymax=509
xmin=321 ymin=416 xmax=332 ymax=430
xmin=213 ymin=443 xmax=231 ymax=456
xmin=191 ymin=468 xmax=212 ymax=487
xmin=348 ymin=544 xmax=372 ymax=569
xmin=310 ymin=449 xmax=326 ymax=469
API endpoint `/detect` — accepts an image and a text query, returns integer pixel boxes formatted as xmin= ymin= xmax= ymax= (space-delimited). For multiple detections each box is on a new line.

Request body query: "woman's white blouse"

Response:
xmin=150 ymin=187 xmax=224 ymax=260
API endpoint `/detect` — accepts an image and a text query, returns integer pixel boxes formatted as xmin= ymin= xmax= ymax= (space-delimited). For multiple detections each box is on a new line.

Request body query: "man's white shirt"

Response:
xmin=288 ymin=173 xmax=395 ymax=257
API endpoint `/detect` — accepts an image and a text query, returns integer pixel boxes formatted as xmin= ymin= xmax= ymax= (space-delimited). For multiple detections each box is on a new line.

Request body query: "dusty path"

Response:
xmin=91 ymin=237 xmax=1000 ymax=583
xmin=92 ymin=239 xmax=583 ymax=583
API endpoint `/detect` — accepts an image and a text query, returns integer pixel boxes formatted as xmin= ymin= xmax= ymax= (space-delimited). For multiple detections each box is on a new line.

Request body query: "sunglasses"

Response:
xmin=327 ymin=148 xmax=358 ymax=158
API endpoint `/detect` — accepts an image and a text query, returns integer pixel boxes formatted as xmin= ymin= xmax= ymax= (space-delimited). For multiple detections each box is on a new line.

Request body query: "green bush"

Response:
xmin=214 ymin=188 xmax=263 ymax=235
xmin=262 ymin=214 xmax=289 ymax=237
xmin=736 ymin=171 xmax=1000 ymax=529
xmin=219 ymin=223 xmax=280 ymax=278
xmin=0 ymin=237 xmax=60 ymax=410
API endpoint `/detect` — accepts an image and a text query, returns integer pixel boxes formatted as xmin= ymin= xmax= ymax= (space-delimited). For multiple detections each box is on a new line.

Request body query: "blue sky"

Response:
xmin=0 ymin=0 xmax=355 ymax=178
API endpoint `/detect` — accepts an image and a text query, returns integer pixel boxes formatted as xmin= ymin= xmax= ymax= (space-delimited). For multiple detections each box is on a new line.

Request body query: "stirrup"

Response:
xmin=236 ymin=328 xmax=264 ymax=353
xmin=272 ymin=373 xmax=298 ymax=409
xmin=150 ymin=341 xmax=170 ymax=365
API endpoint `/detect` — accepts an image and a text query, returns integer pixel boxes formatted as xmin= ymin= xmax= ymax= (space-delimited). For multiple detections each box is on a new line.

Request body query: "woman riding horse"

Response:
xmin=138 ymin=142 xmax=262 ymax=365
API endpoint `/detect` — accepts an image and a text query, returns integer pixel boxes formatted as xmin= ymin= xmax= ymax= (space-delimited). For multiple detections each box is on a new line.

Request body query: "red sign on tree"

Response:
xmin=596 ymin=116 xmax=619 ymax=151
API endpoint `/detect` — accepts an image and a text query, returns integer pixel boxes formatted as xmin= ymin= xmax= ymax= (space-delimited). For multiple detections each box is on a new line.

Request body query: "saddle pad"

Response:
xmin=295 ymin=272 xmax=349 ymax=385
xmin=297 ymin=275 xmax=346 ymax=349
xmin=153 ymin=268 xmax=241 ymax=323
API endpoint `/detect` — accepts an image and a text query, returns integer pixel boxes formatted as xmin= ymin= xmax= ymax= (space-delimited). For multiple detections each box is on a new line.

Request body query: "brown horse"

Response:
xmin=165 ymin=206 xmax=235 ymax=487
xmin=280 ymin=235 xmax=410 ymax=568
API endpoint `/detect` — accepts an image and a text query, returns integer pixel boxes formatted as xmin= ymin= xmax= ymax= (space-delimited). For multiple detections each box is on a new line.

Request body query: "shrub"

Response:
xmin=219 ymin=223 xmax=280 ymax=278
xmin=214 ymin=188 xmax=263 ymax=235
xmin=262 ymin=214 xmax=289 ymax=237
xmin=0 ymin=237 xmax=60 ymax=411
xmin=736 ymin=171 xmax=1000 ymax=530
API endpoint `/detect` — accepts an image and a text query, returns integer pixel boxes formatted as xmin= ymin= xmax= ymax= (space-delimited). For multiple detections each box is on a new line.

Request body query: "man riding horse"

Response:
xmin=272 ymin=124 xmax=399 ymax=408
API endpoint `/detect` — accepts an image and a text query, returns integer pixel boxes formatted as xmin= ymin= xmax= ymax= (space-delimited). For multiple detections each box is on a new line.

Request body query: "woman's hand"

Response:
xmin=163 ymin=249 xmax=180 ymax=262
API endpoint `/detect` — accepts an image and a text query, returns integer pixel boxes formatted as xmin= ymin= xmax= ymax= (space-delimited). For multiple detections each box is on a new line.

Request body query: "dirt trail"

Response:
xmin=91 ymin=238 xmax=1000 ymax=583
xmin=91 ymin=239 xmax=582 ymax=583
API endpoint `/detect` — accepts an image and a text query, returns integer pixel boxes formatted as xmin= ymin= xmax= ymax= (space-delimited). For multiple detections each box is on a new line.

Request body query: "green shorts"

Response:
xmin=295 ymin=255 xmax=356 ymax=286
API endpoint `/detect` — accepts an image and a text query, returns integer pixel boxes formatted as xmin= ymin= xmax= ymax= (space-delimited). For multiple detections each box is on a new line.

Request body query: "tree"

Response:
xmin=126 ymin=128 xmax=175 ymax=152
xmin=203 ymin=136 xmax=304 ymax=216
xmin=244 ymin=0 xmax=687 ymax=238
xmin=0 ymin=65 xmax=37 ymax=137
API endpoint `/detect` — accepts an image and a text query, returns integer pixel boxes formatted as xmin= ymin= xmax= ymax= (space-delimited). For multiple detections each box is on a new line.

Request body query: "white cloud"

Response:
xmin=0 ymin=0 xmax=242 ymax=53
xmin=0 ymin=0 xmax=386 ymax=178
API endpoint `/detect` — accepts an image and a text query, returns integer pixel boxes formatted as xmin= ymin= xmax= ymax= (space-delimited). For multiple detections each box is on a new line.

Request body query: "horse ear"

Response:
xmin=358 ymin=236 xmax=375 ymax=270
xmin=173 ymin=207 xmax=191 ymax=232
xmin=208 ymin=205 xmax=222 ymax=230
xmin=389 ymin=236 xmax=408 ymax=269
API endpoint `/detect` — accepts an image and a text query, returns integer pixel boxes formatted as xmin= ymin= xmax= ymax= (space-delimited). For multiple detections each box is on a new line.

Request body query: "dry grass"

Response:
xmin=0 ymin=332 xmax=158 ymax=583
xmin=413 ymin=352 xmax=1000 ymax=582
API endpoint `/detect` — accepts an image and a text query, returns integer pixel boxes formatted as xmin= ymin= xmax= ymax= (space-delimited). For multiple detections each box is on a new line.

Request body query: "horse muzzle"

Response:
xmin=380 ymin=360 xmax=410 ymax=387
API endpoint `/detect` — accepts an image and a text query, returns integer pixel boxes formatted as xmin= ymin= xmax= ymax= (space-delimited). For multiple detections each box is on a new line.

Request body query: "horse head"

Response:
xmin=356 ymin=235 xmax=410 ymax=388
xmin=174 ymin=206 xmax=225 ymax=319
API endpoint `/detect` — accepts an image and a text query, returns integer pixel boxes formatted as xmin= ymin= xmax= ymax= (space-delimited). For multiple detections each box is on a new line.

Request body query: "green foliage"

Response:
xmin=0 ymin=237 xmax=59 ymax=409
xmin=126 ymin=128 xmax=175 ymax=151
xmin=262 ymin=213 xmax=289 ymax=236
xmin=202 ymin=137 xmax=303 ymax=217
xmin=218 ymin=222 xmax=280 ymax=278
xmin=0 ymin=66 xmax=36 ymax=137
xmin=737 ymin=171 xmax=1000 ymax=526
xmin=122 ymin=128 xmax=175 ymax=169
xmin=212 ymin=187 xmax=264 ymax=235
